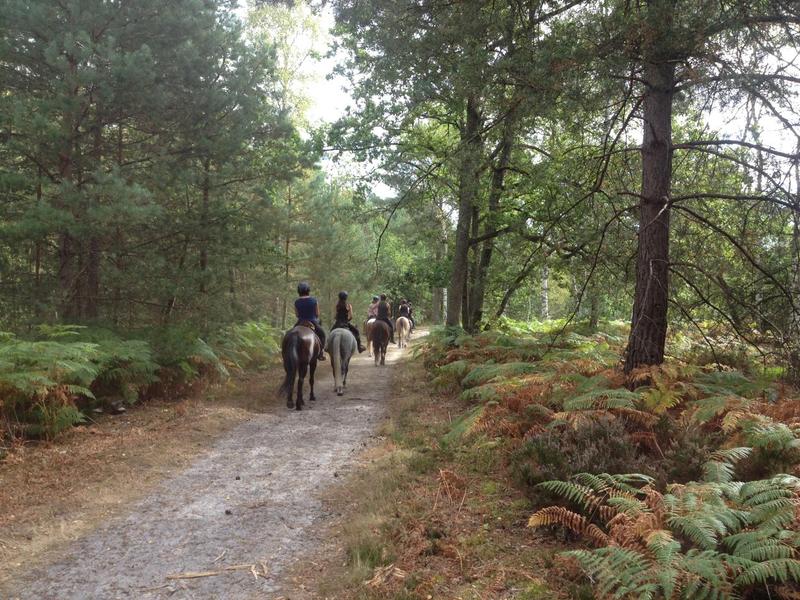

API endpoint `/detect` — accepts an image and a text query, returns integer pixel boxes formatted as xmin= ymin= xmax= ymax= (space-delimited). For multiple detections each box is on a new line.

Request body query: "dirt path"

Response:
xmin=2 ymin=342 xmax=406 ymax=599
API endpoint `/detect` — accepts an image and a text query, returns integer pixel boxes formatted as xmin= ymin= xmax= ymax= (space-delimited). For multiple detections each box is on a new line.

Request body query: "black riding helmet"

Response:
xmin=338 ymin=291 xmax=348 ymax=300
xmin=297 ymin=281 xmax=311 ymax=296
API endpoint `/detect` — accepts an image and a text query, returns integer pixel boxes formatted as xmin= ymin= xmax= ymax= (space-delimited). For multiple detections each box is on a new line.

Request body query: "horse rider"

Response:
xmin=398 ymin=298 xmax=414 ymax=330
xmin=331 ymin=291 xmax=367 ymax=353
xmin=377 ymin=293 xmax=395 ymax=344
xmin=367 ymin=295 xmax=379 ymax=319
xmin=294 ymin=281 xmax=326 ymax=361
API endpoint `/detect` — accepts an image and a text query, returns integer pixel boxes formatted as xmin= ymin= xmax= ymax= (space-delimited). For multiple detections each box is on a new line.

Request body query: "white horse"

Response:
xmin=396 ymin=316 xmax=411 ymax=348
xmin=364 ymin=318 xmax=376 ymax=356
xmin=327 ymin=327 xmax=357 ymax=396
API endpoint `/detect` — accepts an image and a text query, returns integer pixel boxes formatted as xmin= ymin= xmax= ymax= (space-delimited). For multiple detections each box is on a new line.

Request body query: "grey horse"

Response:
xmin=327 ymin=327 xmax=357 ymax=396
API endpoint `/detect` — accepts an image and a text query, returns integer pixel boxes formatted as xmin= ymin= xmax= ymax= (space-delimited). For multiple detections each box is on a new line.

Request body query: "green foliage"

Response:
xmin=461 ymin=362 xmax=542 ymax=389
xmin=562 ymin=386 xmax=639 ymax=411
xmin=0 ymin=319 xmax=282 ymax=439
xmin=209 ymin=320 xmax=281 ymax=371
xmin=423 ymin=322 xmax=800 ymax=597
xmin=148 ymin=327 xmax=227 ymax=381
xmin=432 ymin=359 xmax=472 ymax=389
xmin=531 ymin=473 xmax=800 ymax=599
xmin=0 ymin=333 xmax=100 ymax=438
xmin=459 ymin=383 xmax=503 ymax=403
xmin=510 ymin=417 xmax=651 ymax=495
xmin=441 ymin=404 xmax=486 ymax=446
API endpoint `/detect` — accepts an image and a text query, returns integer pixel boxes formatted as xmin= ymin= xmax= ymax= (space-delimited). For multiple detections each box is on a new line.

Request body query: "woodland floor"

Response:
xmin=0 ymin=340 xmax=406 ymax=599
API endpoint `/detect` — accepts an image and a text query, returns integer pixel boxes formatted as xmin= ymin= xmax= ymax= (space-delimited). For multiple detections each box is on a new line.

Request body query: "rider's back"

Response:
xmin=295 ymin=296 xmax=318 ymax=322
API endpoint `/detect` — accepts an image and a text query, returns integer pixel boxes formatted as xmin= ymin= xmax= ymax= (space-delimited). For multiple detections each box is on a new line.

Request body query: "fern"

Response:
xmin=460 ymin=361 xmax=541 ymax=388
xmin=702 ymin=447 xmax=752 ymax=483
xmin=528 ymin=506 xmax=610 ymax=546
xmin=441 ymin=404 xmax=486 ymax=446
xmin=693 ymin=370 xmax=769 ymax=399
xmin=563 ymin=387 xmax=639 ymax=411
xmin=640 ymin=379 xmax=685 ymax=414
xmin=531 ymin=472 xmax=800 ymax=598
xmin=735 ymin=558 xmax=800 ymax=586
xmin=691 ymin=394 xmax=752 ymax=424
xmin=459 ymin=383 xmax=501 ymax=403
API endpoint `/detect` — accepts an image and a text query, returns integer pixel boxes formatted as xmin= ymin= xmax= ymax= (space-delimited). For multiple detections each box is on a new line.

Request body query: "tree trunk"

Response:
xmin=624 ymin=59 xmax=675 ymax=373
xmin=85 ymin=237 xmax=100 ymax=319
xmin=446 ymin=94 xmax=482 ymax=327
xmin=540 ymin=264 xmax=550 ymax=320
xmin=469 ymin=109 xmax=516 ymax=331
xmin=282 ymin=186 xmax=293 ymax=329
xmin=589 ymin=288 xmax=601 ymax=332
xmin=788 ymin=143 xmax=800 ymax=382
xmin=199 ymin=157 xmax=211 ymax=291
xmin=494 ymin=251 xmax=539 ymax=319
xmin=463 ymin=205 xmax=479 ymax=330
xmin=85 ymin=113 xmax=103 ymax=320
xmin=431 ymin=201 xmax=447 ymax=324
xmin=431 ymin=287 xmax=443 ymax=324
xmin=112 ymin=124 xmax=124 ymax=325
xmin=58 ymin=56 xmax=79 ymax=321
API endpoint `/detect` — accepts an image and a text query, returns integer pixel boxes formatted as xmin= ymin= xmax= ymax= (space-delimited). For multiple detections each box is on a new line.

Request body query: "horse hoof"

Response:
xmin=287 ymin=401 xmax=294 ymax=409
xmin=337 ymin=391 xmax=344 ymax=396
xmin=310 ymin=396 xmax=316 ymax=401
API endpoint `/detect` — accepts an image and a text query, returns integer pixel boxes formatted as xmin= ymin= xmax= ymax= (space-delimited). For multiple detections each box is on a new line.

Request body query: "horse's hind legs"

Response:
xmin=286 ymin=374 xmax=295 ymax=409
xmin=309 ymin=360 xmax=317 ymax=401
xmin=296 ymin=363 xmax=307 ymax=411
xmin=295 ymin=376 xmax=304 ymax=410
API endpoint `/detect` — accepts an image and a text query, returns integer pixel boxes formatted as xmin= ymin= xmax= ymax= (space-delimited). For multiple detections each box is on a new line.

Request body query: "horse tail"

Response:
xmin=331 ymin=331 xmax=342 ymax=391
xmin=279 ymin=333 xmax=298 ymax=396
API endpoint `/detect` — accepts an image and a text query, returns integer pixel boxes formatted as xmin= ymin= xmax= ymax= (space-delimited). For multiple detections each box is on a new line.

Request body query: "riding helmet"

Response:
xmin=372 ymin=295 xmax=379 ymax=302
xmin=297 ymin=281 xmax=311 ymax=295
xmin=338 ymin=290 xmax=348 ymax=300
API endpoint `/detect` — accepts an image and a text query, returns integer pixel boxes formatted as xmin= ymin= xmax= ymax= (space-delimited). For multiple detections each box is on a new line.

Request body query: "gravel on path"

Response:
xmin=2 ymin=342 xmax=403 ymax=599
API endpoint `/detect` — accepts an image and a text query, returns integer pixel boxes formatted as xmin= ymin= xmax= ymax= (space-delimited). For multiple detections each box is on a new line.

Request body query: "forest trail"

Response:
xmin=2 ymin=338 xmax=410 ymax=599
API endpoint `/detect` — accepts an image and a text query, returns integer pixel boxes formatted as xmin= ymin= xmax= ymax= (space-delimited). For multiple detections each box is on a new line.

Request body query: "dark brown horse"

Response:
xmin=370 ymin=319 xmax=390 ymax=366
xmin=279 ymin=322 xmax=321 ymax=410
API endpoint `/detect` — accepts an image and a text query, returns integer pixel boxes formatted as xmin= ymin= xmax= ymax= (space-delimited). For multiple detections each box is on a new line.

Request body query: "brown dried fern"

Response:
xmin=528 ymin=506 xmax=610 ymax=547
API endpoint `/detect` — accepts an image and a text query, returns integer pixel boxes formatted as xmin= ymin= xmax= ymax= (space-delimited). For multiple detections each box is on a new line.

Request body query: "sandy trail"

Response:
xmin=2 ymin=340 xmax=405 ymax=599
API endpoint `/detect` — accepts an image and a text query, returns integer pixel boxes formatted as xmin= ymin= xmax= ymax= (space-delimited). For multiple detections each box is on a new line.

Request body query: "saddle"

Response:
xmin=296 ymin=320 xmax=323 ymax=347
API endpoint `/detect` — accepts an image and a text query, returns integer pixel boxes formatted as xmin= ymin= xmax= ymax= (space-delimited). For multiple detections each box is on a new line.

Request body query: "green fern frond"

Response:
xmin=535 ymin=479 xmax=602 ymax=511
xmin=562 ymin=387 xmax=639 ymax=411
xmin=667 ymin=515 xmax=725 ymax=550
xmin=703 ymin=447 xmax=752 ymax=483
xmin=691 ymin=394 xmax=751 ymax=424
xmin=640 ymin=380 xmax=684 ymax=415
xmin=567 ymin=547 xmax=659 ymax=600
xmin=459 ymin=383 xmax=501 ymax=403
xmin=461 ymin=361 xmax=542 ymax=388
xmin=441 ymin=404 xmax=486 ymax=446
xmin=742 ymin=421 xmax=800 ymax=453
xmin=734 ymin=558 xmax=800 ymax=586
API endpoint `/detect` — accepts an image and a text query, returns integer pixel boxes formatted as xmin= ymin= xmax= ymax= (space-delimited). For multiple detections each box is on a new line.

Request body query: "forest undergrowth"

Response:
xmin=418 ymin=320 xmax=800 ymax=599
xmin=0 ymin=320 xmax=281 ymax=445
